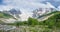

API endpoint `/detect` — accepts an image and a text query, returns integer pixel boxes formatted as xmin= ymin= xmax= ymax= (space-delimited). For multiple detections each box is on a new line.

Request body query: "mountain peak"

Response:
xmin=9 ymin=8 xmax=21 ymax=15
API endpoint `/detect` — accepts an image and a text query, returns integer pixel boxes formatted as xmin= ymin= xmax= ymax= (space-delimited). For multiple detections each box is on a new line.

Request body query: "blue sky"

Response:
xmin=0 ymin=0 xmax=3 ymax=4
xmin=0 ymin=0 xmax=60 ymax=12
xmin=41 ymin=0 xmax=60 ymax=8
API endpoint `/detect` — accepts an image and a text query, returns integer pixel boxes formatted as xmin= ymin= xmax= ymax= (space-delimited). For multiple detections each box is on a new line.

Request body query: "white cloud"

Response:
xmin=46 ymin=2 xmax=55 ymax=8
xmin=1 ymin=0 xmax=55 ymax=11
xmin=0 ymin=5 xmax=14 ymax=11
xmin=57 ymin=6 xmax=60 ymax=11
xmin=3 ymin=0 xmax=45 ymax=8
xmin=0 ymin=0 xmax=45 ymax=12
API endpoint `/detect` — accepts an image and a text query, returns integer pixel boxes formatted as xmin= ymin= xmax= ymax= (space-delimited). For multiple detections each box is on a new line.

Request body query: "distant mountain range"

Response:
xmin=0 ymin=8 xmax=60 ymax=23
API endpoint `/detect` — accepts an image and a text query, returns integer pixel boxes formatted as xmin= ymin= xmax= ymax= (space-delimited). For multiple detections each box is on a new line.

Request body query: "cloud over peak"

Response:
xmin=0 ymin=0 xmax=55 ymax=11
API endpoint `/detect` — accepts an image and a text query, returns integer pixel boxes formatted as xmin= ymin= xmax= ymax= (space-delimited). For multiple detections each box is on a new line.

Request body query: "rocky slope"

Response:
xmin=0 ymin=12 xmax=16 ymax=23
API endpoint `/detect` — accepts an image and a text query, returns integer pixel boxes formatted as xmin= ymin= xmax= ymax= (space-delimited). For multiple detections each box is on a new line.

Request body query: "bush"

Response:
xmin=28 ymin=17 xmax=39 ymax=26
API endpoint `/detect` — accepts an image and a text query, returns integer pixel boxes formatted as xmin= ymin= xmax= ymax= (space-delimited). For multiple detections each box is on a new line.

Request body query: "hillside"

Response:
xmin=38 ymin=11 xmax=59 ymax=18
xmin=7 ymin=11 xmax=60 ymax=32
xmin=0 ymin=12 xmax=13 ymax=18
xmin=36 ymin=11 xmax=60 ymax=32
xmin=38 ymin=11 xmax=59 ymax=21
xmin=42 ymin=11 xmax=60 ymax=29
xmin=0 ymin=11 xmax=60 ymax=32
xmin=0 ymin=12 xmax=15 ymax=23
xmin=44 ymin=11 xmax=60 ymax=23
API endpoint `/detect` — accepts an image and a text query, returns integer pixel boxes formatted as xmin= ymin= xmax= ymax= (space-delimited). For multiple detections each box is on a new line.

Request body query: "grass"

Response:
xmin=0 ymin=12 xmax=13 ymax=18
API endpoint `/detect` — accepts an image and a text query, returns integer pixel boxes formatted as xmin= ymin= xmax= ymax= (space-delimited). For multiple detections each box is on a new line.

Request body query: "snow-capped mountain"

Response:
xmin=9 ymin=9 xmax=21 ymax=18
xmin=2 ymin=8 xmax=22 ymax=19
xmin=32 ymin=8 xmax=56 ymax=18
